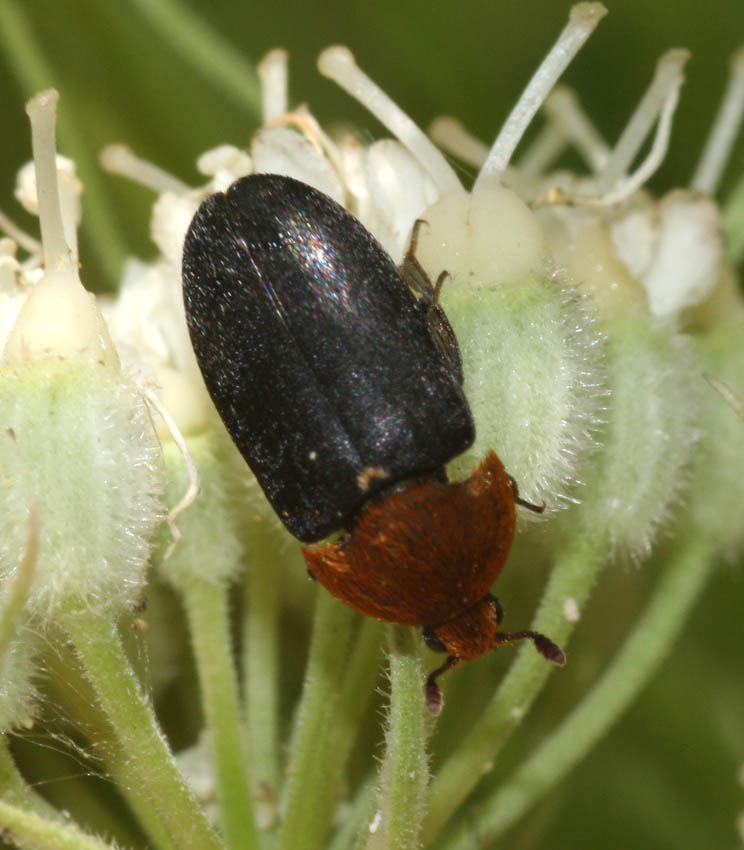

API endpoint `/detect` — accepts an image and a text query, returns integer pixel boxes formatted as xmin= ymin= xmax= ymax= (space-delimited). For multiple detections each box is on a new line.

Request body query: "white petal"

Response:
xmin=364 ymin=140 xmax=439 ymax=260
xmin=251 ymin=126 xmax=344 ymax=203
xmin=641 ymin=191 xmax=723 ymax=317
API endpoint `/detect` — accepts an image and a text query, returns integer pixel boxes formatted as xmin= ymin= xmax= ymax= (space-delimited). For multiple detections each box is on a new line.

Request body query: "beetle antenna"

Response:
xmin=425 ymin=655 xmax=461 ymax=715
xmin=493 ymin=630 xmax=566 ymax=664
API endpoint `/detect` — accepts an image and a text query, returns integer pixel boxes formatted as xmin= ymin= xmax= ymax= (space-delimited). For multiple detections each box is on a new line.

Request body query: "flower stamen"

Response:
xmin=317 ymin=45 xmax=463 ymax=196
xmin=0 ymin=209 xmax=41 ymax=257
xmin=100 ymin=144 xmax=191 ymax=195
xmin=595 ymin=49 xmax=689 ymax=193
xmin=475 ymin=2 xmax=607 ymax=190
xmin=542 ymin=85 xmax=610 ymax=173
xmin=25 ymin=91 xmax=71 ymax=270
xmin=258 ymin=48 xmax=289 ymax=123
xmin=690 ymin=45 xmax=744 ymax=195
xmin=541 ymin=71 xmax=684 ymax=207
xmin=428 ymin=116 xmax=489 ymax=169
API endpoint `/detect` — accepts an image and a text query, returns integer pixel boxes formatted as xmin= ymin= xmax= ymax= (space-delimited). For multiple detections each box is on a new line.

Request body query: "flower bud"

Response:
xmin=417 ymin=189 xmax=606 ymax=514
xmin=687 ymin=323 xmax=744 ymax=556
xmin=559 ymin=307 xmax=701 ymax=558
xmin=156 ymin=433 xmax=244 ymax=588
xmin=0 ymin=362 xmax=162 ymax=616
xmin=0 ymin=91 xmax=162 ymax=617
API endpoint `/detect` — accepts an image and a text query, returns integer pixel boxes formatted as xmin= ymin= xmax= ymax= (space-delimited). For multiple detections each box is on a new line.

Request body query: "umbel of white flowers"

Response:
xmin=97 ymin=1 xmax=731 ymax=564
xmin=0 ymin=6 xmax=743 ymax=848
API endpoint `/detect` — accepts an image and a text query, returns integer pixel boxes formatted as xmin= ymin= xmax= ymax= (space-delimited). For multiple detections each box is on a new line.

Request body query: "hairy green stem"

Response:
xmin=326 ymin=617 xmax=385 ymax=799
xmin=182 ymin=578 xmax=259 ymax=850
xmin=127 ymin=0 xmax=262 ymax=117
xmin=277 ymin=589 xmax=357 ymax=850
xmin=369 ymin=626 xmax=430 ymax=850
xmin=242 ymin=529 xmax=281 ymax=826
xmin=423 ymin=534 xmax=606 ymax=842
xmin=0 ymin=510 xmax=37 ymax=663
xmin=0 ymin=798 xmax=117 ymax=850
xmin=724 ymin=172 xmax=744 ymax=265
xmin=0 ymin=738 xmax=58 ymax=821
xmin=60 ymin=607 xmax=224 ymax=850
xmin=40 ymin=631 xmax=177 ymax=850
xmin=327 ymin=776 xmax=377 ymax=850
xmin=440 ymin=536 xmax=714 ymax=848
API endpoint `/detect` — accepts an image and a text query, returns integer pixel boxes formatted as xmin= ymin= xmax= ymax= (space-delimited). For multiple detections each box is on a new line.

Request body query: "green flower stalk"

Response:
xmin=155 ymin=434 xmax=259 ymax=850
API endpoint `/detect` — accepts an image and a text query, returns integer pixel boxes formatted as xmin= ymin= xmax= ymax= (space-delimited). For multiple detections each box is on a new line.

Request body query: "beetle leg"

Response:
xmin=507 ymin=475 xmax=546 ymax=514
xmin=425 ymin=654 xmax=461 ymax=715
xmin=433 ymin=269 xmax=449 ymax=301
xmin=492 ymin=629 xmax=566 ymax=664
xmin=485 ymin=593 xmax=504 ymax=625
xmin=400 ymin=219 xmax=434 ymax=301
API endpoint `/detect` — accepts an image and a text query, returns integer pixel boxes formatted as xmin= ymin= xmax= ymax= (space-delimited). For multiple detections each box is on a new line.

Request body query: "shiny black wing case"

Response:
xmin=182 ymin=173 xmax=475 ymax=542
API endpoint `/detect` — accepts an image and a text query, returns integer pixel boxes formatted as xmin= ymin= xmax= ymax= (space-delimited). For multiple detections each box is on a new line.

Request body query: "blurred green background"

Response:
xmin=1 ymin=1 xmax=744 ymax=848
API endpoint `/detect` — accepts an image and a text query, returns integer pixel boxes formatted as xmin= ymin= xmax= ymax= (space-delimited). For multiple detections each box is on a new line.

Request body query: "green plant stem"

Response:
xmin=41 ymin=631 xmax=177 ymax=850
xmin=0 ymin=799 xmax=117 ymax=850
xmin=0 ymin=737 xmax=58 ymax=820
xmin=182 ymin=578 xmax=259 ymax=850
xmin=327 ymin=776 xmax=376 ymax=850
xmin=423 ymin=534 xmax=606 ymax=843
xmin=127 ymin=0 xmax=262 ymax=117
xmin=277 ymin=589 xmax=357 ymax=850
xmin=370 ymin=626 xmax=430 ymax=850
xmin=325 ymin=617 xmax=385 ymax=802
xmin=724 ymin=172 xmax=744 ymax=265
xmin=322 ymin=617 xmax=386 ymax=850
xmin=440 ymin=535 xmax=715 ymax=848
xmin=0 ymin=510 xmax=37 ymax=663
xmin=242 ymin=529 xmax=281 ymax=822
xmin=0 ymin=0 xmax=129 ymax=282
xmin=59 ymin=607 xmax=224 ymax=850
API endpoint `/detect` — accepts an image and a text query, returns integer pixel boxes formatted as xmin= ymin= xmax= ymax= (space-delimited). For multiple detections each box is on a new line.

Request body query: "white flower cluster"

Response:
xmin=1 ymin=2 xmax=743 ymax=743
xmin=94 ymin=2 xmax=743 ymax=566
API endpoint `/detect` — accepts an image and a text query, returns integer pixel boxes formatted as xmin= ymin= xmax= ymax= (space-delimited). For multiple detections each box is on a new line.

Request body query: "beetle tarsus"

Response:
xmin=425 ymin=654 xmax=461 ymax=715
xmin=507 ymin=475 xmax=546 ymax=514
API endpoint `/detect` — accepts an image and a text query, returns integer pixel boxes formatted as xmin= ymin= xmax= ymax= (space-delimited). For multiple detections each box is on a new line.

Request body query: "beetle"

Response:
xmin=182 ymin=173 xmax=564 ymax=713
